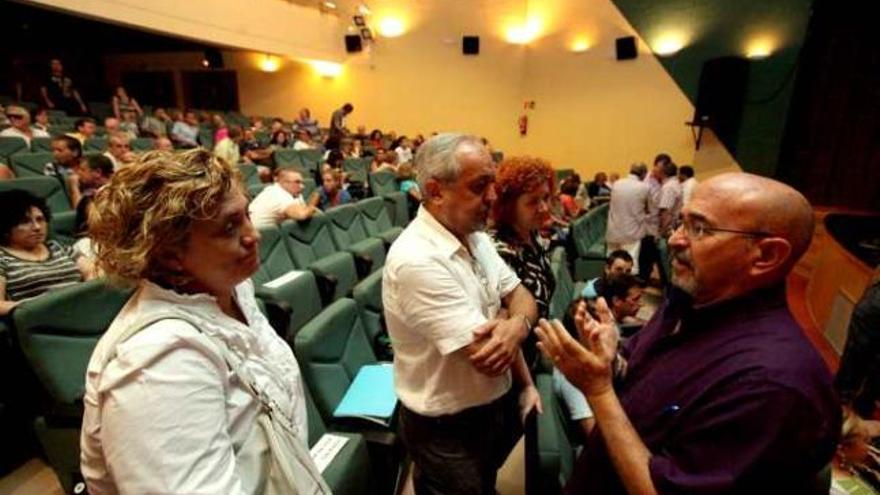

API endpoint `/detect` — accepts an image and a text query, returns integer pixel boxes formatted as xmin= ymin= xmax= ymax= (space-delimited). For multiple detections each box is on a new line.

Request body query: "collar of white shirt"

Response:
xmin=413 ymin=205 xmax=475 ymax=260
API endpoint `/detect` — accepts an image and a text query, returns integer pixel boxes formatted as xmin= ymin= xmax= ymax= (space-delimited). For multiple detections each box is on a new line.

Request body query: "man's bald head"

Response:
xmin=698 ymin=173 xmax=814 ymax=268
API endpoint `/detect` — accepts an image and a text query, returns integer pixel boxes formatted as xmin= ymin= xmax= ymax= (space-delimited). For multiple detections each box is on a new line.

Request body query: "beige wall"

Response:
xmin=90 ymin=0 xmax=740 ymax=179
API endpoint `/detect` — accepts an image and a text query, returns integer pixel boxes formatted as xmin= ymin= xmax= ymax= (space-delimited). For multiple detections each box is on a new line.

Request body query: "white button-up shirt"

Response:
xmin=81 ymin=279 xmax=307 ymax=494
xmin=383 ymin=207 xmax=520 ymax=416
xmin=681 ymin=177 xmax=699 ymax=206
xmin=248 ymin=183 xmax=306 ymax=229
xmin=606 ymin=173 xmax=650 ymax=245
xmin=659 ymin=176 xmax=683 ymax=227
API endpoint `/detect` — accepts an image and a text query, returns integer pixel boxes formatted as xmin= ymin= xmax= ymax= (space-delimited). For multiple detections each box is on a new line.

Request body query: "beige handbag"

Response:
xmin=97 ymin=311 xmax=331 ymax=494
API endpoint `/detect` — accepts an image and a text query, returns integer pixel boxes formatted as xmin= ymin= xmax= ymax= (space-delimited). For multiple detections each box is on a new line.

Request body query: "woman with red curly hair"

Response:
xmin=490 ymin=156 xmax=557 ymax=366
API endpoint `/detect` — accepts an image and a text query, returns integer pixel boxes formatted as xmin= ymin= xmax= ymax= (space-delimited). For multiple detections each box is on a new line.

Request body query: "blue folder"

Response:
xmin=333 ymin=363 xmax=397 ymax=423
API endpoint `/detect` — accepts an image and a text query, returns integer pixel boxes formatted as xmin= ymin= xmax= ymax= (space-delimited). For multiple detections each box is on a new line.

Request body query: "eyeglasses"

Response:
xmin=677 ymin=219 xmax=771 ymax=239
xmin=16 ymin=216 xmax=47 ymax=228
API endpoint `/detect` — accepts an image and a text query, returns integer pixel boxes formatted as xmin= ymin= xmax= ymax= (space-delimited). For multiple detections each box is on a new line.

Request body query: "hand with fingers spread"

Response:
xmin=467 ymin=317 xmax=527 ymax=376
xmin=536 ymin=297 xmax=618 ymax=397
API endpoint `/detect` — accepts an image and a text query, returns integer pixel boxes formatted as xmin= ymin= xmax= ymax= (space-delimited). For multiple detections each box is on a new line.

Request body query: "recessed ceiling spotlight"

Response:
xmin=323 ymin=1 xmax=337 ymax=9
xmin=358 ymin=3 xmax=371 ymax=16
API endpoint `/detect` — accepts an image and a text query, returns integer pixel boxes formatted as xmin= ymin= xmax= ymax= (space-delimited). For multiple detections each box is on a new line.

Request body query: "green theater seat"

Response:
xmin=324 ymin=204 xmax=386 ymax=277
xmin=10 ymin=151 xmax=53 ymax=177
xmin=352 ymin=270 xmax=392 ymax=361
xmin=369 ymin=170 xmax=398 ymax=197
xmin=357 ymin=197 xmax=404 ymax=247
xmin=571 ymin=203 xmax=609 ymax=280
xmin=281 ymin=216 xmax=358 ymax=305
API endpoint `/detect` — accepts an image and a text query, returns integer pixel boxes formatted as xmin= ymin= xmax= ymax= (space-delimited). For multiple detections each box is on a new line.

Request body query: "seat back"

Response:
xmin=12 ymin=279 xmax=134 ymax=406
xmin=253 ymin=224 xmax=298 ymax=286
xmin=239 ymin=163 xmax=261 ymax=186
xmin=342 ymin=158 xmax=370 ymax=185
xmin=10 ymin=151 xmax=54 ymax=177
xmin=351 ymin=270 xmax=385 ymax=349
xmin=382 ymin=191 xmax=409 ymax=227
xmin=369 ymin=170 xmax=398 ymax=197
xmin=281 ymin=215 xmax=339 ymax=267
xmin=324 ymin=204 xmax=372 ymax=247
xmin=0 ymin=136 xmax=28 ymax=163
xmin=0 ymin=176 xmax=71 ymax=213
xmin=83 ymin=138 xmax=108 ymax=152
xmin=357 ymin=197 xmax=395 ymax=237
xmin=302 ymin=177 xmax=317 ymax=200
xmin=247 ymin=182 xmax=268 ymax=198
xmin=549 ymin=247 xmax=574 ymax=320
xmin=571 ymin=204 xmax=608 ymax=258
xmin=555 ymin=168 xmax=574 ymax=184
xmin=273 ymin=149 xmax=301 ymax=170
xmin=293 ymin=150 xmax=321 ymax=179
xmin=31 ymin=137 xmax=54 ymax=152
xmin=294 ymin=298 xmax=378 ymax=423
xmin=130 ymin=137 xmax=155 ymax=152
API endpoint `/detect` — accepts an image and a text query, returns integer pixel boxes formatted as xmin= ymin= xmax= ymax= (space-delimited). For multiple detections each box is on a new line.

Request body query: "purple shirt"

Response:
xmin=567 ymin=285 xmax=840 ymax=494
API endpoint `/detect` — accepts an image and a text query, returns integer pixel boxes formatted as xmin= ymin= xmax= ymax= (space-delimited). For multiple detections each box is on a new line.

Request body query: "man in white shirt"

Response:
xmin=103 ymin=132 xmax=135 ymax=171
xmin=605 ymin=163 xmax=649 ymax=271
xmin=383 ymin=133 xmax=540 ymax=494
xmin=639 ymin=153 xmax=672 ymax=283
xmin=679 ymin=165 xmax=698 ymax=206
xmin=249 ymin=168 xmax=316 ymax=228
xmin=658 ymin=161 xmax=683 ymax=236
xmin=0 ymin=105 xmax=50 ymax=146
xmin=171 ymin=111 xmax=200 ymax=148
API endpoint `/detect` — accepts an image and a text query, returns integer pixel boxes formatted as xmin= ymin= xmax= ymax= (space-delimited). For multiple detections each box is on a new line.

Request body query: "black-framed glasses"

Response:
xmin=677 ymin=219 xmax=772 ymax=239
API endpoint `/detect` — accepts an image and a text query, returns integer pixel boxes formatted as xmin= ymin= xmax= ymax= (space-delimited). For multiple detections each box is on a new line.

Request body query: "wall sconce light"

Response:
xmin=260 ymin=54 xmax=280 ymax=73
xmin=506 ymin=18 xmax=542 ymax=45
xmin=311 ymin=60 xmax=343 ymax=78
xmin=378 ymin=17 xmax=406 ymax=38
xmin=745 ymin=37 xmax=775 ymax=59
xmin=652 ymin=33 xmax=687 ymax=56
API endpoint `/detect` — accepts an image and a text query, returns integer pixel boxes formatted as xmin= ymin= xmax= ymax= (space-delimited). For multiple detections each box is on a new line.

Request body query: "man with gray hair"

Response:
xmin=104 ymin=132 xmax=134 ymax=170
xmin=383 ymin=133 xmax=540 ymax=494
xmin=605 ymin=162 xmax=649 ymax=273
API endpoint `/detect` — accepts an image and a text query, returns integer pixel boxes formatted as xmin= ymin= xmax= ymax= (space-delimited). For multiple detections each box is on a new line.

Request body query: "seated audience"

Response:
xmin=489 ymin=155 xmax=556 ymax=366
xmin=32 ymin=107 xmax=51 ymax=134
xmin=249 ymin=168 xmax=317 ymax=228
xmin=309 ymin=169 xmax=351 ymax=210
xmin=270 ymin=129 xmax=291 ymax=149
xmin=679 ymin=165 xmax=698 ymax=206
xmin=41 ymin=58 xmax=88 ymax=115
xmin=140 ymin=107 xmax=171 ymax=138
xmin=371 ymin=149 xmax=398 ymax=173
xmin=154 ymin=136 xmax=174 ymax=152
xmin=0 ymin=105 xmax=50 ymax=145
xmin=104 ymin=132 xmax=135 ymax=170
xmin=269 ymin=117 xmax=284 ymax=134
xmin=397 ymin=162 xmax=421 ymax=207
xmin=213 ymin=125 xmax=242 ymax=166
xmin=170 ymin=111 xmax=200 ymax=148
xmin=249 ymin=116 xmax=265 ymax=132
xmin=581 ymin=249 xmax=634 ymax=299
xmin=394 ymin=136 xmax=414 ymax=164
xmin=72 ymin=195 xmax=97 ymax=273
xmin=368 ymin=129 xmax=384 ymax=149
xmin=80 ymin=149 xmax=327 ymax=493
xmin=45 ymin=135 xmax=82 ymax=178
xmin=587 ymin=172 xmax=612 ymax=202
xmin=292 ymin=108 xmax=320 ymax=138
xmin=0 ymin=190 xmax=91 ymax=316
xmin=119 ymin=112 xmax=140 ymax=139
xmin=68 ymin=153 xmax=114 ymax=209
xmin=212 ymin=113 xmax=229 ymax=144
xmin=111 ymin=86 xmax=142 ymax=120
xmin=239 ymin=129 xmax=273 ymax=164
xmin=559 ymin=175 xmax=584 ymax=220
xmin=537 ymin=173 xmax=840 ymax=494
xmin=292 ymin=129 xmax=316 ymax=150
xmin=67 ymin=117 xmax=97 ymax=144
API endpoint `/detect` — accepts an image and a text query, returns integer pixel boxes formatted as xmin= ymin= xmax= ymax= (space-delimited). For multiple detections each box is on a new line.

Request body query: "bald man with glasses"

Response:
xmin=538 ymin=173 xmax=840 ymax=494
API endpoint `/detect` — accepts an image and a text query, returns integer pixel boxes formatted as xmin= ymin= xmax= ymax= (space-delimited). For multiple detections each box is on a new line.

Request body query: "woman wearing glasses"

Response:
xmin=0 ymin=189 xmax=92 ymax=315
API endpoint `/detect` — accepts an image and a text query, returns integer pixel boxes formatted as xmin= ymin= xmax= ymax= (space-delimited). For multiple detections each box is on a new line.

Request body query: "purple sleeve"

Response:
xmin=648 ymin=377 xmax=814 ymax=494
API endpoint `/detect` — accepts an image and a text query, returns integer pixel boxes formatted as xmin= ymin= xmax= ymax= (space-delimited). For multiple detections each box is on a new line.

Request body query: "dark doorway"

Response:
xmin=181 ymin=70 xmax=239 ymax=111
xmin=121 ymin=71 xmax=176 ymax=108
xmin=777 ymin=0 xmax=880 ymax=210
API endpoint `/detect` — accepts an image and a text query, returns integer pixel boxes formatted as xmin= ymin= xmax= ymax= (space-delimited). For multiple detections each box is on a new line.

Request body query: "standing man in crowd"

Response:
xmin=605 ymin=163 xmax=649 ymax=272
xmin=679 ymin=165 xmax=698 ymax=206
xmin=40 ymin=58 xmax=88 ymax=116
xmin=639 ymin=153 xmax=672 ymax=284
xmin=329 ymin=103 xmax=353 ymax=141
xmin=538 ymin=173 xmax=840 ymax=494
xmin=383 ymin=133 xmax=541 ymax=494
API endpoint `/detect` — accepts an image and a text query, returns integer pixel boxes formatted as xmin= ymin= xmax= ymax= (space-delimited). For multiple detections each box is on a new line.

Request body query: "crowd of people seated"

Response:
xmin=0 ymin=61 xmax=873 ymax=495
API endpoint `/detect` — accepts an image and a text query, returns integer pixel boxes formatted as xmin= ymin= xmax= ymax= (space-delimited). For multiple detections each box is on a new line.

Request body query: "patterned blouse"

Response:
xmin=0 ymin=240 xmax=82 ymax=301
xmin=490 ymin=227 xmax=556 ymax=319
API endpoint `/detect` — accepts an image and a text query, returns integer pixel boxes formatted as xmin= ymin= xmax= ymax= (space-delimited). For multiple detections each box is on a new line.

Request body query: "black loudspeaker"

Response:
xmin=462 ymin=36 xmax=480 ymax=55
xmin=345 ymin=34 xmax=363 ymax=53
xmin=694 ymin=56 xmax=750 ymax=152
xmin=204 ymin=48 xmax=223 ymax=69
xmin=615 ymin=36 xmax=637 ymax=60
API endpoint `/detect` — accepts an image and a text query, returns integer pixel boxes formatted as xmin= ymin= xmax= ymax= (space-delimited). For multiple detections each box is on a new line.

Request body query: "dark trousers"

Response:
xmin=638 ymin=235 xmax=667 ymax=285
xmin=399 ymin=390 xmax=523 ymax=495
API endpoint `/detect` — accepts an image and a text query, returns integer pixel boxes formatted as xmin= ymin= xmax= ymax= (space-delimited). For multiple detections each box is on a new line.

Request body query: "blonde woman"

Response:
xmin=80 ymin=149 xmax=325 ymax=493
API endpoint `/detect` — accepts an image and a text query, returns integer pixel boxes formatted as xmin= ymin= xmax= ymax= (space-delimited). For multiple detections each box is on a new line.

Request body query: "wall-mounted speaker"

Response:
xmin=345 ymin=34 xmax=363 ymax=53
xmin=462 ymin=36 xmax=480 ymax=55
xmin=615 ymin=36 xmax=637 ymax=60
xmin=204 ymin=48 xmax=224 ymax=69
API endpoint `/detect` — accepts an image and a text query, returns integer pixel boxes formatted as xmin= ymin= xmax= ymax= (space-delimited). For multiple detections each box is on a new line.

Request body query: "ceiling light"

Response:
xmin=323 ymin=1 xmax=336 ymax=9
xmin=311 ymin=60 xmax=343 ymax=78
xmin=506 ymin=18 xmax=542 ymax=45
xmin=378 ymin=17 xmax=406 ymax=38
xmin=570 ymin=37 xmax=591 ymax=52
xmin=260 ymin=55 xmax=280 ymax=72
xmin=745 ymin=37 xmax=775 ymax=59
xmin=653 ymin=32 xmax=687 ymax=56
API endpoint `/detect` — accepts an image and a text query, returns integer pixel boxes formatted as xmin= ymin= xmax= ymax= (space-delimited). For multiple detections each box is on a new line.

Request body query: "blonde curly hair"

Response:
xmin=88 ymin=149 xmax=242 ymax=284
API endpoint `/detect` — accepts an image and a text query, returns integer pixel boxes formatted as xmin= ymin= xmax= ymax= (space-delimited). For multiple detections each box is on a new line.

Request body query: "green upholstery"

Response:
xmin=324 ymin=205 xmax=386 ymax=276
xmin=294 ymin=149 xmax=322 ymax=178
xmin=239 ymin=163 xmax=261 ymax=186
xmin=31 ymin=137 xmax=53 ymax=152
xmin=247 ymin=182 xmax=268 ymax=198
xmin=549 ymin=247 xmax=576 ymax=321
xmin=130 ymin=137 xmax=155 ymax=151
xmin=357 ymin=197 xmax=404 ymax=246
xmin=13 ymin=279 xmax=133 ymax=493
xmin=252 ymin=225 xmax=297 ymax=286
xmin=281 ymin=217 xmax=358 ymax=303
xmin=304 ymin=387 xmax=374 ymax=495
xmin=273 ymin=149 xmax=301 ymax=170
xmin=491 ymin=150 xmax=504 ymax=163
xmin=571 ymin=204 xmax=608 ymax=280
xmin=382 ymin=191 xmax=410 ymax=227
xmin=9 ymin=151 xmax=53 ymax=177
xmin=0 ymin=176 xmax=71 ymax=213
xmin=555 ymin=168 xmax=574 ymax=183
xmin=352 ymin=270 xmax=392 ymax=360
xmin=369 ymin=170 xmax=398 ymax=197
xmin=342 ymin=157 xmax=370 ymax=184
xmin=197 ymin=127 xmax=214 ymax=149
xmin=294 ymin=298 xmax=379 ymax=426
xmin=255 ymin=130 xmax=270 ymax=147
xmin=532 ymin=372 xmax=576 ymax=493
xmin=0 ymin=136 xmax=28 ymax=163
xmin=302 ymin=177 xmax=317 ymax=200
xmin=50 ymin=211 xmax=78 ymax=245
xmin=84 ymin=137 xmax=108 ymax=152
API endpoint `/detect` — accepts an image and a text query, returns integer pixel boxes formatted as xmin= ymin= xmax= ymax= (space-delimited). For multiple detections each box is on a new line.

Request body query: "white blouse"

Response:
xmin=80 ymin=279 xmax=307 ymax=494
